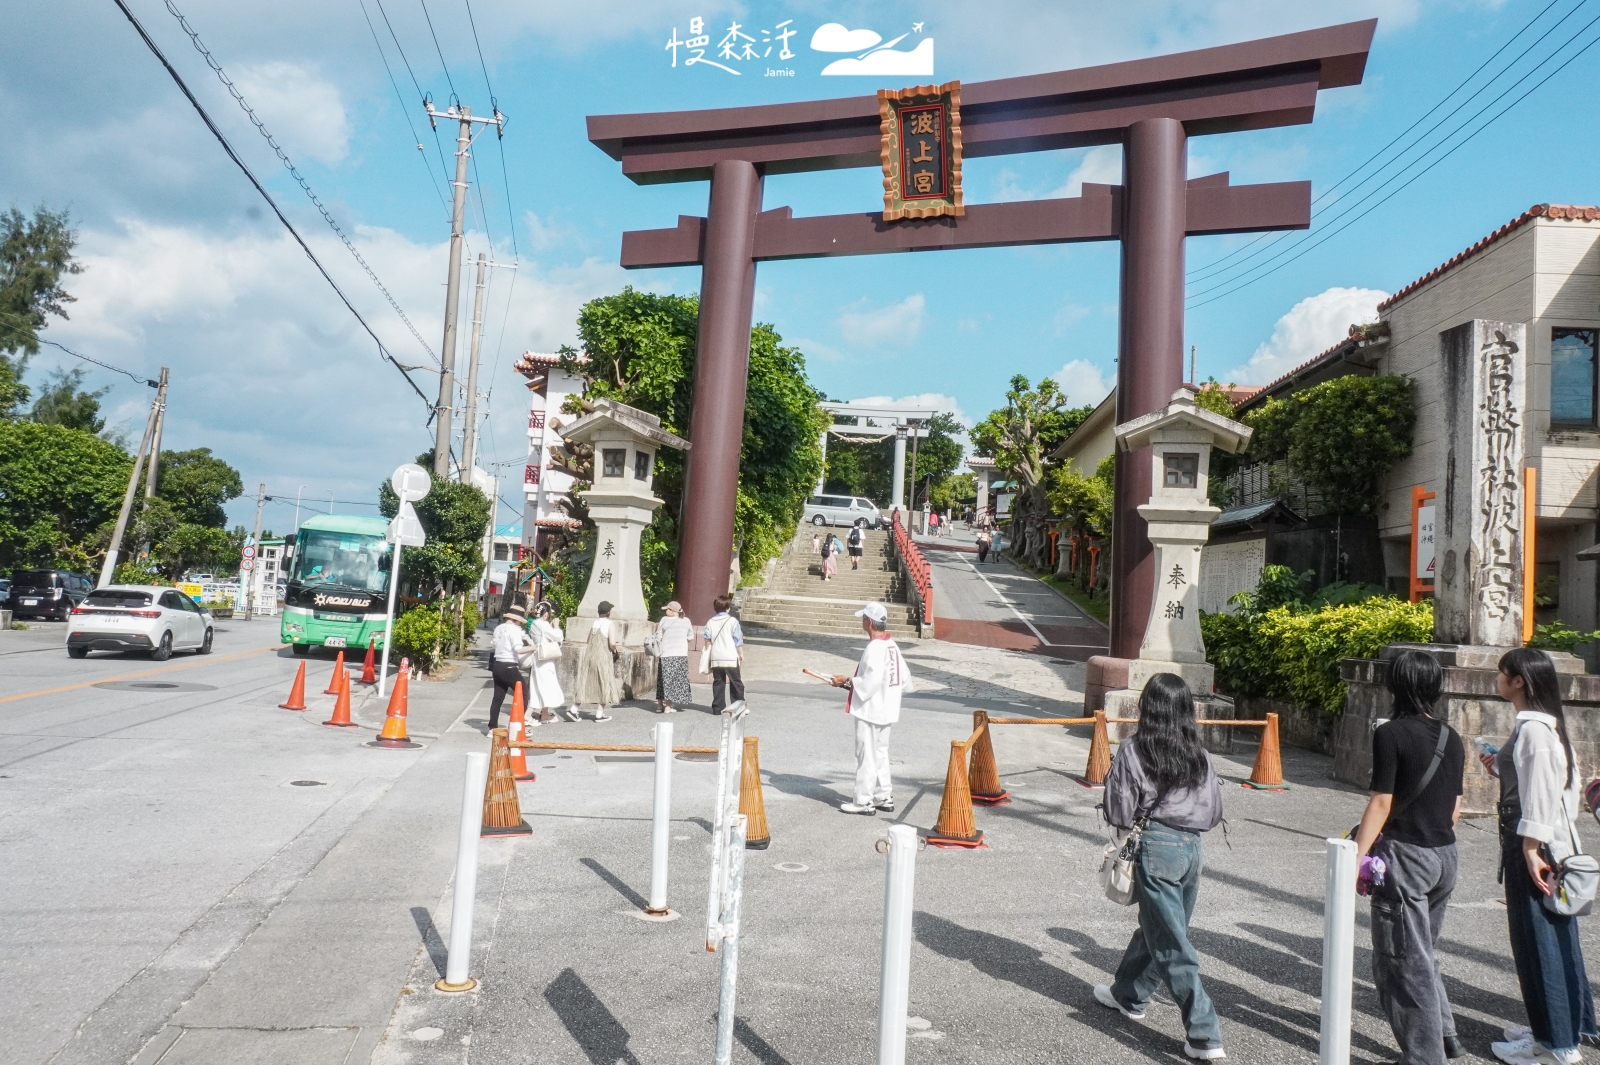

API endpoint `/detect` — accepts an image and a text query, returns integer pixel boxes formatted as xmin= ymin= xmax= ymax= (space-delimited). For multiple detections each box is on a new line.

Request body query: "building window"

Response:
xmin=493 ymin=543 xmax=509 ymax=561
xmin=1163 ymin=452 xmax=1199 ymax=488
xmin=602 ymin=448 xmax=626 ymax=477
xmin=634 ymin=450 xmax=652 ymax=480
xmin=1551 ymin=328 xmax=1598 ymax=426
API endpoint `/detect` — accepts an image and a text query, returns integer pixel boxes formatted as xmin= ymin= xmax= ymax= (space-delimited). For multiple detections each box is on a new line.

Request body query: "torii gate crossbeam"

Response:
xmin=587 ymin=20 xmax=1375 ymax=654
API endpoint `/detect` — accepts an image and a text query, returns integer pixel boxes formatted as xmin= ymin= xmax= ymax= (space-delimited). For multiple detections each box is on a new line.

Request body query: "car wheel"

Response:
xmin=811 ymin=514 xmax=826 ymax=526
xmin=292 ymin=643 xmax=310 ymax=656
xmin=198 ymin=628 xmax=213 ymax=655
xmin=68 ymin=646 xmax=88 ymax=659
xmin=151 ymin=630 xmax=173 ymax=662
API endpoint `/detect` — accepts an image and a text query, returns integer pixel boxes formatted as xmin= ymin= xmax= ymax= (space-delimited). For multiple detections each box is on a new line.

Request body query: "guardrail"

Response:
xmin=890 ymin=512 xmax=933 ymax=634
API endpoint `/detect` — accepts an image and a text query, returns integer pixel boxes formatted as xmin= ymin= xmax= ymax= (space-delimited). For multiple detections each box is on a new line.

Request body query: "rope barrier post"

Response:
xmin=967 ymin=711 xmax=1010 ymax=805
xmin=876 ymin=823 xmax=919 ymax=1065
xmin=1078 ymin=709 xmax=1112 ymax=788
xmin=713 ymin=814 xmax=749 ymax=1065
xmin=436 ymin=751 xmax=490 ymax=992
xmin=1244 ymin=712 xmax=1288 ymax=790
xmin=1319 ymin=837 xmax=1358 ymax=1065
xmin=927 ymin=740 xmax=983 ymax=848
xmin=646 ymin=721 xmax=673 ymax=916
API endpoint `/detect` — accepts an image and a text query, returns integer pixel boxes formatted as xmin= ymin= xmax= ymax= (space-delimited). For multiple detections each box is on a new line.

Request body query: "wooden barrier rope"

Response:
xmin=508 ymin=741 xmax=719 ymax=753
xmin=986 ymin=716 xmax=1096 ymax=725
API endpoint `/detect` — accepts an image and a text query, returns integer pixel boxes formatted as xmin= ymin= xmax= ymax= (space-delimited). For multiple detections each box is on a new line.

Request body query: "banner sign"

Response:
xmin=1415 ymin=504 xmax=1436 ymax=581
xmin=879 ymin=81 xmax=963 ymax=222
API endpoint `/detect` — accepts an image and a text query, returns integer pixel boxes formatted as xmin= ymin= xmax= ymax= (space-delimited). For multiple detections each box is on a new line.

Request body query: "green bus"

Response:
xmin=280 ymin=515 xmax=394 ymax=655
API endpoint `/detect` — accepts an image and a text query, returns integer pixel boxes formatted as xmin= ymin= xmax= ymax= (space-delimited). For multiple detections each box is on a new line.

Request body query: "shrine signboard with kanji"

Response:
xmin=879 ymin=81 xmax=963 ymax=222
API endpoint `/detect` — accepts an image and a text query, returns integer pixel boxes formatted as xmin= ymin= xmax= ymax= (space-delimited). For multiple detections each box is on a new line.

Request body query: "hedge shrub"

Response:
xmin=392 ymin=604 xmax=448 ymax=673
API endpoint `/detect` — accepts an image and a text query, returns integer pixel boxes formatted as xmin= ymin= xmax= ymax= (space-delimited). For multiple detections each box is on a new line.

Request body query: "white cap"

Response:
xmin=855 ymin=602 xmax=888 ymax=624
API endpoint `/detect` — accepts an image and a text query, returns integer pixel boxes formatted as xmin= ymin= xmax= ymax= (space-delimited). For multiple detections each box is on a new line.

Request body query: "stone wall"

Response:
xmin=1235 ymin=696 xmax=1338 ymax=756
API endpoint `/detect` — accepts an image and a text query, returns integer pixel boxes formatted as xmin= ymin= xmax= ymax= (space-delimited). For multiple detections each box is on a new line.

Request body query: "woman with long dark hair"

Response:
xmin=1483 ymin=648 xmax=1597 ymax=1065
xmin=1352 ymin=650 xmax=1465 ymax=1065
xmin=1094 ymin=673 xmax=1225 ymax=1059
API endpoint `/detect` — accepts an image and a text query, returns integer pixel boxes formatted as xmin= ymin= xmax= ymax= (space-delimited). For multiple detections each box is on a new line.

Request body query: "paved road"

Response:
xmin=917 ymin=526 xmax=1110 ymax=661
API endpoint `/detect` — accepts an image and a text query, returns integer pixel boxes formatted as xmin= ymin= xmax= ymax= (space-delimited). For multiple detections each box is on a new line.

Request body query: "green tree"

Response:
xmin=156 ymin=448 xmax=243 ymax=528
xmin=0 ymin=421 xmax=130 ymax=572
xmin=0 ymin=206 xmax=83 ymax=420
xmin=30 ymin=366 xmax=107 ymax=433
xmin=1193 ymin=377 xmax=1237 ymax=419
xmin=972 ymin=375 xmax=1092 ymax=566
xmin=379 ymin=467 xmax=491 ymax=598
xmin=561 ymin=287 xmax=826 ymax=598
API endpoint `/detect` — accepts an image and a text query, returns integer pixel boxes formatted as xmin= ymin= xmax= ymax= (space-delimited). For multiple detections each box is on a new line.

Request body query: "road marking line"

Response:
xmin=959 ymin=555 xmax=1054 ymax=646
xmin=0 ymin=644 xmax=288 ymax=705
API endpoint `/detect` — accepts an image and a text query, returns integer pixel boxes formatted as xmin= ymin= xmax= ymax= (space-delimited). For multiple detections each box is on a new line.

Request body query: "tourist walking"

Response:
xmin=848 ymin=519 xmax=865 ymax=570
xmin=821 ymin=533 xmax=839 ymax=581
xmin=1482 ymin=648 xmax=1598 ymax=1065
xmin=571 ymin=600 xmax=621 ymax=722
xmin=976 ymin=527 xmax=991 ymax=564
xmin=703 ymin=595 xmax=745 ymax=713
xmin=526 ymin=601 xmax=565 ymax=724
xmin=651 ymin=600 xmax=693 ymax=713
xmin=829 ymin=602 xmax=910 ymax=815
xmin=488 ymin=603 xmax=536 ymax=731
xmin=1352 ymin=650 xmax=1465 ymax=1065
xmin=1094 ymin=673 xmax=1226 ymax=1060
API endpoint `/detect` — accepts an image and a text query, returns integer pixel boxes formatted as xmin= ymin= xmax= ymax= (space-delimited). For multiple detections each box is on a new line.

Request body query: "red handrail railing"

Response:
xmin=891 ymin=511 xmax=933 ymax=632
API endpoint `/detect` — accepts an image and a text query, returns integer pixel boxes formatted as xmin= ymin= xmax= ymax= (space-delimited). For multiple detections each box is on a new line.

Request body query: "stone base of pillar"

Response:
xmin=1128 ymin=659 xmax=1214 ymax=696
xmin=1085 ymin=655 xmax=1131 ymax=714
xmin=1104 ymin=688 xmax=1236 ymax=753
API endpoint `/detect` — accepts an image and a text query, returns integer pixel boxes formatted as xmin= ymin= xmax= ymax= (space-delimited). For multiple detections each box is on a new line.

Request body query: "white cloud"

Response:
xmin=836 ymin=293 xmax=925 ymax=348
xmin=1049 ymin=359 xmax=1113 ymax=408
xmin=1223 ymin=286 xmax=1389 ymax=384
xmin=792 ymin=336 xmax=845 ymax=362
xmin=230 ymin=62 xmax=350 ymax=167
xmin=1052 ymin=301 xmax=1092 ymax=335
xmin=821 ymin=38 xmax=935 ymax=77
xmin=1048 ymin=145 xmax=1123 ymax=198
xmin=842 ymin=392 xmax=972 ymax=430
xmin=810 ymin=23 xmax=883 ymax=52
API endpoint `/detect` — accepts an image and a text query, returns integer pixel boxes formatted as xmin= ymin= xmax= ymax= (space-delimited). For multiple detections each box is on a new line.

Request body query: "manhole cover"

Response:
xmin=542 ymin=764 xmax=557 ymax=769
xmin=558 ymin=755 xmax=573 ymax=760
xmin=675 ymin=751 xmax=717 ymax=762
xmin=289 ymin=780 xmax=327 ymax=787
xmin=131 ymin=682 xmax=180 ymax=689
xmin=93 ymin=680 xmax=217 ymax=693
xmin=594 ymin=754 xmax=653 ymax=763
xmin=774 ymin=862 xmax=808 ymax=873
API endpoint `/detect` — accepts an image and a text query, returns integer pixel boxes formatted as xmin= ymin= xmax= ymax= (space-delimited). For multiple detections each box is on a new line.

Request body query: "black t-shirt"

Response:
xmin=1369 ymin=714 xmax=1465 ymax=848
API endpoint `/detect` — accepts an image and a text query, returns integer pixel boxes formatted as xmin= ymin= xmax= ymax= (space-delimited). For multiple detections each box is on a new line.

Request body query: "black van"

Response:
xmin=6 ymin=569 xmax=94 ymax=620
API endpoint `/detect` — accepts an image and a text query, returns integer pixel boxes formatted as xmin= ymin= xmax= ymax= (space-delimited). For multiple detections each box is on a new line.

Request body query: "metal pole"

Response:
xmin=99 ymin=375 xmax=163 ymax=587
xmin=432 ymin=108 xmax=473 ymax=479
xmin=378 ymin=541 xmax=403 ymax=697
xmin=1319 ymin=838 xmax=1357 ymax=1065
xmin=877 ymin=823 xmax=918 ymax=1065
xmin=892 ymin=424 xmax=907 ymax=515
xmin=438 ymin=750 xmax=491 ymax=992
xmin=142 ymin=367 xmax=168 ymax=498
xmin=706 ymin=706 xmax=746 ymax=951
xmin=243 ymin=484 xmax=265 ymax=621
xmin=646 ymin=721 xmax=674 ymax=915
xmin=294 ymin=485 xmax=306 ymax=533
xmin=713 ymin=814 xmax=748 ymax=1065
xmin=460 ymin=252 xmax=487 ymax=482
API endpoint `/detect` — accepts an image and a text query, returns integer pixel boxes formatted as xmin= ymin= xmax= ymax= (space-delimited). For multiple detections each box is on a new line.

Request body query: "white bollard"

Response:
xmin=714 ymin=814 xmax=748 ymax=1065
xmin=706 ymin=707 xmax=746 ymax=951
xmin=436 ymin=751 xmax=490 ymax=992
xmin=646 ymin=721 xmax=674 ymax=915
xmin=877 ymin=823 xmax=918 ymax=1065
xmin=1319 ymin=837 xmax=1358 ymax=1065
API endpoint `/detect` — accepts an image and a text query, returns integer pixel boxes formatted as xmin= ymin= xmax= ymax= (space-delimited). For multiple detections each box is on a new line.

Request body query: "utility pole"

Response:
xmin=99 ymin=368 xmax=166 ymax=587
xmin=424 ymin=99 xmax=504 ymax=480
xmin=1190 ymin=344 xmax=1197 ymax=386
xmin=143 ymin=367 xmax=169 ymax=498
xmin=242 ymin=484 xmax=266 ymax=621
xmin=460 ymin=252 xmax=487 ymax=482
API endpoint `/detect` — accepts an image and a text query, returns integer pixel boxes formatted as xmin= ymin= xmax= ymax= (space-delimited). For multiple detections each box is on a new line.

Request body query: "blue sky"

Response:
xmin=5 ymin=0 xmax=1600 ymax=532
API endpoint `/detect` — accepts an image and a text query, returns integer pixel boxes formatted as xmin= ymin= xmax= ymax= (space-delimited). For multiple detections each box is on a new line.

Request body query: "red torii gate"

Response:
xmin=588 ymin=20 xmax=1374 ymax=654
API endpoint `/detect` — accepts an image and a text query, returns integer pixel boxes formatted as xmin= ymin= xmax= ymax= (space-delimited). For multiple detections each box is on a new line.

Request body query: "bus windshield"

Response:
xmin=290 ymin=529 xmax=391 ymax=594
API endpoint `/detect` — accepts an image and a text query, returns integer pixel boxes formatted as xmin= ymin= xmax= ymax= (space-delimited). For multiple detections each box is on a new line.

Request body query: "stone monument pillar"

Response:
xmin=556 ymin=400 xmax=690 ymax=694
xmin=1103 ymin=387 xmax=1251 ymax=718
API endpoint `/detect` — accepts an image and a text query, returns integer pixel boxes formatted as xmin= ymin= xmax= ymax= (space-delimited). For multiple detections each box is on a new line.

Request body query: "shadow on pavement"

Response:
xmin=409 ymin=905 xmax=447 ymax=979
xmin=543 ymin=968 xmax=643 ymax=1065
xmin=733 ymin=1018 xmax=794 ymax=1065
xmin=578 ymin=857 xmax=647 ymax=909
xmin=764 ymin=771 xmax=853 ymax=811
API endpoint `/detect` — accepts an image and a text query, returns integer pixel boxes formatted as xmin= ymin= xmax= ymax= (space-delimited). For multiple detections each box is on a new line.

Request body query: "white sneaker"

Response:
xmin=1184 ymin=1043 xmax=1227 ymax=1061
xmin=564 ymin=706 xmax=581 ymax=722
xmin=839 ymin=801 xmax=877 ymax=815
xmin=1092 ymin=983 xmax=1145 ymax=1020
xmin=594 ymin=710 xmax=611 ymax=722
xmin=1506 ymin=1029 xmax=1534 ymax=1044
xmin=1494 ymin=1039 xmax=1580 ymax=1065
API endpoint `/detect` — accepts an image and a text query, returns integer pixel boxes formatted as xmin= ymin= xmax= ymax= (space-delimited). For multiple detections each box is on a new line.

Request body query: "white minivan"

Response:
xmin=804 ymin=495 xmax=883 ymax=528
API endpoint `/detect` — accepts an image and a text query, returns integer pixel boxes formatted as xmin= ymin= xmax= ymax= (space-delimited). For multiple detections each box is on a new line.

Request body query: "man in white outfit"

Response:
xmin=831 ymin=602 xmax=910 ymax=815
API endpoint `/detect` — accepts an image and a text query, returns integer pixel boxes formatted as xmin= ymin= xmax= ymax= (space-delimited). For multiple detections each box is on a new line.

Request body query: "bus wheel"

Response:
xmin=292 ymin=643 xmax=310 ymax=656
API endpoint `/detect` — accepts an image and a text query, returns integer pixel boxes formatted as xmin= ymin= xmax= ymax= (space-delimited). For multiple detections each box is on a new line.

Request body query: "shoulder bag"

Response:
xmin=1099 ymin=788 xmax=1168 ymax=906
xmin=1539 ymin=725 xmax=1599 ymax=917
xmin=534 ymin=623 xmax=563 ymax=663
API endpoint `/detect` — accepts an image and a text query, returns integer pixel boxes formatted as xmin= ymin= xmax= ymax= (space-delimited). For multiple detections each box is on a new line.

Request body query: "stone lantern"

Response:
xmin=558 ymin=399 xmax=689 ymax=654
xmin=1111 ymin=386 xmax=1251 ymax=698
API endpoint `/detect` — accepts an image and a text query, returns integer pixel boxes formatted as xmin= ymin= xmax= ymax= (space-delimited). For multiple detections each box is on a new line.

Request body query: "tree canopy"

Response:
xmin=971 ymin=375 xmax=1092 ymax=517
xmin=380 ymin=457 xmax=492 ymax=598
xmin=30 ymin=366 xmax=108 ymax=434
xmin=156 ymin=448 xmax=244 ymax=528
xmin=0 ymin=421 xmax=130 ymax=573
xmin=0 ymin=206 xmax=83 ymax=420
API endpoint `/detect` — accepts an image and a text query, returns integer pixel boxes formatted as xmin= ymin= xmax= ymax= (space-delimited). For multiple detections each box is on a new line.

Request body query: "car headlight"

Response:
xmin=283 ymin=623 xmax=304 ymax=634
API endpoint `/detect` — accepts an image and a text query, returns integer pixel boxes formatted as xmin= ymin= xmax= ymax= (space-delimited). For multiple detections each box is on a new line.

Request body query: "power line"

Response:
xmin=418 ymin=0 xmax=459 ymax=100
xmin=109 ymin=0 xmax=433 ymax=412
xmin=0 ymin=315 xmax=158 ymax=386
xmin=1189 ymin=23 xmax=1600 ymax=310
xmin=372 ymin=0 xmax=457 ymax=188
xmin=357 ymin=0 xmax=450 ymax=215
xmin=162 ymin=0 xmax=440 ymax=368
xmin=462 ymin=0 xmax=519 ymax=260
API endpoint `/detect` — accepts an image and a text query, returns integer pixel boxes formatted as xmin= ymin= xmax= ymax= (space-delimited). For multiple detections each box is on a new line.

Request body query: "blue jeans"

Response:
xmin=1501 ymin=820 xmax=1599 ymax=1053
xmin=1111 ymin=822 xmax=1222 ymax=1049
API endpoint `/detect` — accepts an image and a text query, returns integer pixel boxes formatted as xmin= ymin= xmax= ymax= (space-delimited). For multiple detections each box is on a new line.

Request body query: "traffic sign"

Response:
xmin=388 ymin=500 xmax=427 ymax=547
xmin=240 ymin=559 xmax=254 ymax=572
xmin=242 ymin=545 xmax=257 ymax=560
xmin=391 ymin=463 xmax=432 ymax=503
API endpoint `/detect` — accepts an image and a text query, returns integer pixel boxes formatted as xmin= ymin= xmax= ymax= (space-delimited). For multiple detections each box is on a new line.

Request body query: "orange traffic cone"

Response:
xmin=1244 ymin=712 xmax=1288 ymax=790
xmin=278 ymin=661 xmax=309 ymax=711
xmin=967 ymin=711 xmax=1011 ymax=805
xmin=507 ymin=683 xmax=536 ymax=782
xmin=359 ymin=637 xmax=377 ymax=685
xmin=739 ymin=736 xmax=770 ymax=850
xmin=482 ymin=727 xmax=532 ymax=836
xmin=324 ymin=666 xmax=357 ymax=727
xmin=366 ymin=659 xmax=422 ymax=749
xmin=323 ymin=650 xmax=346 ymax=694
xmin=927 ymin=740 xmax=984 ymax=848
xmin=1077 ymin=710 xmax=1112 ymax=788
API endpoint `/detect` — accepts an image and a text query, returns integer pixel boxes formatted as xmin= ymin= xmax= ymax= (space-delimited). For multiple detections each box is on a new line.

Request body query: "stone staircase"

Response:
xmin=739 ymin=524 xmax=922 ymax=639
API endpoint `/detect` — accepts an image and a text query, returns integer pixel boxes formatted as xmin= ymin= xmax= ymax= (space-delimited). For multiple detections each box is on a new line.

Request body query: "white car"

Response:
xmin=66 ymin=585 xmax=215 ymax=660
